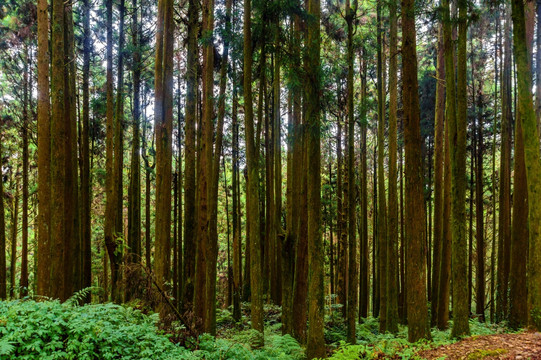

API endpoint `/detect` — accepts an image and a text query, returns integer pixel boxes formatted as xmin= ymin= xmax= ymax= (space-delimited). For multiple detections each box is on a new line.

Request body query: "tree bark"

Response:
xmin=182 ymin=0 xmax=198 ymax=309
xmin=244 ymin=0 xmax=264 ymax=338
xmin=402 ymin=0 xmax=431 ymax=341
xmin=511 ymin=0 xmax=541 ymax=330
xmin=431 ymin=27 xmax=445 ymax=326
xmin=304 ymin=0 xmax=325 ymax=356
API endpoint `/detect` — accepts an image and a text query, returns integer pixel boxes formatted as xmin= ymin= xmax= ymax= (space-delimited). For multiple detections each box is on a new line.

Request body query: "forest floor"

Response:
xmin=416 ymin=332 xmax=541 ymax=359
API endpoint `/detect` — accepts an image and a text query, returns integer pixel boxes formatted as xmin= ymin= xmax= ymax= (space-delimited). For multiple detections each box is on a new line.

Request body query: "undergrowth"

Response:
xmin=322 ymin=311 xmax=508 ymax=359
xmin=0 ymin=300 xmax=303 ymax=360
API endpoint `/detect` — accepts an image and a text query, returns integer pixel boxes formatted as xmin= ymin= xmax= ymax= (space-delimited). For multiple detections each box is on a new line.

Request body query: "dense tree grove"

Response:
xmin=1 ymin=0 xmax=541 ymax=357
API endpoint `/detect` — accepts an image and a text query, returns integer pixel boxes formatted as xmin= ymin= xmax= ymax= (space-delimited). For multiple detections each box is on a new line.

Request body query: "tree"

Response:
xmin=36 ymin=0 xmax=51 ymax=297
xmin=402 ymin=0 xmax=431 ymax=342
xmin=346 ymin=0 xmax=359 ymax=343
xmin=511 ymin=0 xmax=541 ymax=331
xmin=20 ymin=45 xmax=29 ymax=298
xmin=81 ymin=0 xmax=92 ymax=302
xmin=154 ymin=0 xmax=174 ymax=315
xmin=508 ymin=0 xmax=534 ymax=329
xmin=448 ymin=0 xmax=470 ymax=337
xmin=376 ymin=0 xmax=388 ymax=332
xmin=386 ymin=0 xmax=399 ymax=334
xmin=244 ymin=0 xmax=264 ymax=337
xmin=304 ymin=0 xmax=325 ymax=356
xmin=127 ymin=0 xmax=142 ymax=299
xmin=104 ymin=0 xmax=119 ymax=303
xmin=431 ymin=26 xmax=445 ymax=326
xmin=497 ymin=10 xmax=512 ymax=323
xmin=182 ymin=0 xmax=198 ymax=309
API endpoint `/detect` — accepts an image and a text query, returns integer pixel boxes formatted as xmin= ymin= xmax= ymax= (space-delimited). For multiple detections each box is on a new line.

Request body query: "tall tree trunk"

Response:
xmin=204 ymin=0 xmax=224 ymax=333
xmin=497 ymin=11 xmax=512 ymax=323
xmin=448 ymin=0 xmax=470 ymax=337
xmin=244 ymin=0 xmax=264 ymax=337
xmin=377 ymin=0 xmax=388 ymax=333
xmin=65 ymin=0 xmax=79 ymax=296
xmin=511 ymin=0 xmax=541 ymax=330
xmin=272 ymin=17 xmax=283 ymax=306
xmin=359 ymin=50 xmax=369 ymax=319
xmin=110 ymin=0 xmax=126 ymax=303
xmin=182 ymin=0 xmax=198 ymax=309
xmin=104 ymin=0 xmax=116 ymax=303
xmin=431 ymin=27 xmax=445 ymax=326
xmin=386 ymin=0 xmax=399 ymax=334
xmin=49 ymin=0 xmax=67 ymax=300
xmin=9 ymin=177 xmax=19 ymax=299
xmin=154 ymin=0 xmax=174 ymax=316
xmin=402 ymin=0 xmax=431 ymax=341
xmin=490 ymin=12 xmax=500 ymax=324
xmin=81 ymin=0 xmax=92 ymax=301
xmin=126 ymin=0 xmax=142 ymax=302
xmin=346 ymin=0 xmax=358 ymax=343
xmin=304 ymin=0 xmax=325 ymax=356
xmin=20 ymin=46 xmax=29 ymax=298
xmin=232 ymin=61 xmax=242 ymax=320
xmin=475 ymin=61 xmax=486 ymax=323
xmin=336 ymin=111 xmax=346 ymax=313
xmin=36 ymin=0 xmax=51 ymax=297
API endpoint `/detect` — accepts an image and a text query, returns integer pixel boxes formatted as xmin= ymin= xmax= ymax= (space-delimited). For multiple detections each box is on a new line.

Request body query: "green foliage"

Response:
xmin=0 ymin=300 xmax=304 ymax=360
xmin=0 ymin=300 xmax=195 ymax=360
xmin=322 ymin=318 xmax=502 ymax=360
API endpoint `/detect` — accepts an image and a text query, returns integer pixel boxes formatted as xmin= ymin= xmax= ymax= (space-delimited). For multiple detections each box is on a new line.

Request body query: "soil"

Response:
xmin=416 ymin=332 xmax=541 ymax=359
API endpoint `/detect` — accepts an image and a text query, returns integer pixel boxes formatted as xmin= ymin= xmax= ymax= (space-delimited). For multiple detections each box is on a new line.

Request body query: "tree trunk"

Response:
xmin=81 ymin=0 xmax=92 ymax=302
xmin=154 ymin=0 xmax=174 ymax=316
xmin=9 ymin=177 xmax=19 ymax=299
xmin=49 ymin=0 xmax=67 ymax=300
xmin=244 ymin=0 xmax=264 ymax=337
xmin=511 ymin=0 xmax=541 ymax=330
xmin=377 ymin=0 xmax=388 ymax=333
xmin=126 ymin=0 xmax=142 ymax=302
xmin=20 ymin=46 xmax=29 ymax=298
xmin=431 ymin=27 xmax=445 ymax=326
xmin=448 ymin=0 xmax=470 ymax=337
xmin=346 ymin=0 xmax=358 ymax=343
xmin=402 ymin=0 xmax=431 ymax=341
xmin=304 ymin=0 xmax=325 ymax=356
xmin=36 ymin=0 xmax=51 ymax=297
xmin=497 ymin=10 xmax=512 ymax=323
xmin=182 ymin=0 xmax=198 ymax=309
xmin=359 ymin=50 xmax=369 ymax=319
xmin=386 ymin=0 xmax=399 ymax=334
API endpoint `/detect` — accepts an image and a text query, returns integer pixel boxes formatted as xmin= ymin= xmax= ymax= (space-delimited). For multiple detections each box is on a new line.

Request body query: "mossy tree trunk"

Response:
xmin=511 ymin=0 xmax=541 ymax=331
xmin=243 ymin=0 xmax=264 ymax=337
xmin=431 ymin=26 xmax=445 ymax=327
xmin=402 ymin=0 xmax=431 ymax=341
xmin=154 ymin=0 xmax=174 ymax=317
xmin=386 ymin=0 xmax=399 ymax=334
xmin=377 ymin=0 xmax=388 ymax=333
xmin=346 ymin=0 xmax=358 ymax=343
xmin=36 ymin=0 xmax=51 ymax=298
xmin=497 ymin=10 xmax=512 ymax=323
xmin=304 ymin=0 xmax=325 ymax=356
xmin=182 ymin=0 xmax=198 ymax=310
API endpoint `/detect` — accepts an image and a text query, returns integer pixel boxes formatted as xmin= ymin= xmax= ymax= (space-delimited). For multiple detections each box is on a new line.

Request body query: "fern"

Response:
xmin=64 ymin=286 xmax=100 ymax=306
xmin=0 ymin=339 xmax=14 ymax=356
